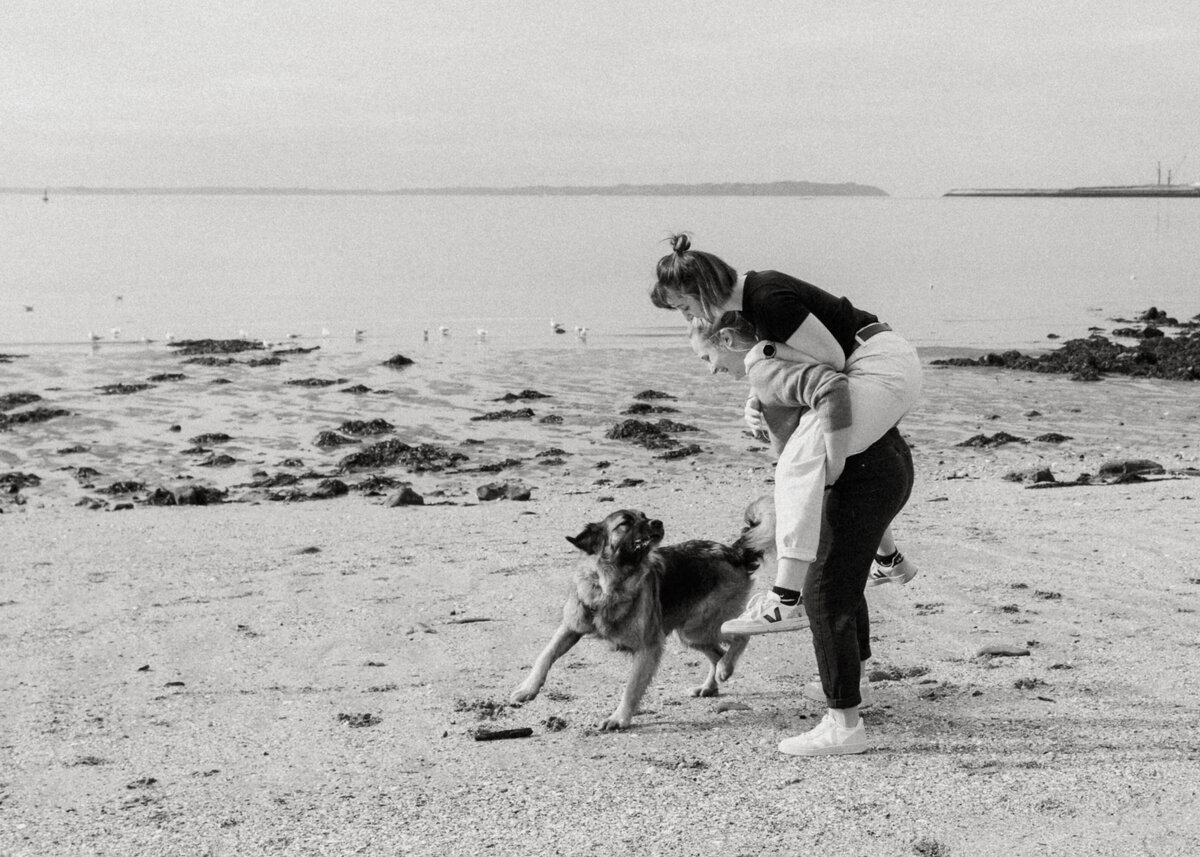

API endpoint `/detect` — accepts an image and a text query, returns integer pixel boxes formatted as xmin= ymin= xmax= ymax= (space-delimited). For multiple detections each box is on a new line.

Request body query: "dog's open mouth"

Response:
xmin=630 ymin=519 xmax=664 ymax=553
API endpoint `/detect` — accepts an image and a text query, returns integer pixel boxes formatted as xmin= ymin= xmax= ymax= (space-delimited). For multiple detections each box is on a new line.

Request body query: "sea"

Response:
xmin=3 ymin=193 xmax=1198 ymax=356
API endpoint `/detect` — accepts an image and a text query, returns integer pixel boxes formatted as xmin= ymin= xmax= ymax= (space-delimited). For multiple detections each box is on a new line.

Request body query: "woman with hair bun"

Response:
xmin=652 ymin=233 xmax=922 ymax=757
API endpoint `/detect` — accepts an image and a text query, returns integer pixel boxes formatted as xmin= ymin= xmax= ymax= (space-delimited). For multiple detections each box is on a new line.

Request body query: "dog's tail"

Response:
xmin=732 ymin=494 xmax=775 ymax=570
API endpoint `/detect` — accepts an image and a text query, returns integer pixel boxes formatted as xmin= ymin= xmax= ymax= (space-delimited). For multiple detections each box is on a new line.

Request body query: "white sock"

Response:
xmin=829 ymin=706 xmax=860 ymax=729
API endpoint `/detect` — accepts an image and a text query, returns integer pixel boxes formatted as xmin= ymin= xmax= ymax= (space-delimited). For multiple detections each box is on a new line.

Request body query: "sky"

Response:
xmin=5 ymin=1 xmax=1199 ymax=197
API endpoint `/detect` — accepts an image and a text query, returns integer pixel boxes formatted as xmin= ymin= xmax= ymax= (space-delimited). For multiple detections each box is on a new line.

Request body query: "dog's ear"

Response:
xmin=566 ymin=522 xmax=605 ymax=555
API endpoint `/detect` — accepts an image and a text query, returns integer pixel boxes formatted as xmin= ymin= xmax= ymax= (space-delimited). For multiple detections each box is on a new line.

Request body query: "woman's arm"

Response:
xmin=747 ymin=358 xmax=851 ymax=484
xmin=783 ymin=315 xmax=845 ymax=371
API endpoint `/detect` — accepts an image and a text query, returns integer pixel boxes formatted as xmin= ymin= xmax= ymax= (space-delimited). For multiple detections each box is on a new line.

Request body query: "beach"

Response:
xmin=3 ymin=336 xmax=1200 ymax=856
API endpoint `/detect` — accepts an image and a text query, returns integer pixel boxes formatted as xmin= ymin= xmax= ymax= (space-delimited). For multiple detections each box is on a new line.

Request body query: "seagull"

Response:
xmin=353 ymin=329 xmax=365 ymax=340
xmin=88 ymin=331 xmax=102 ymax=342
xmin=439 ymin=325 xmax=450 ymax=336
xmin=238 ymin=329 xmax=250 ymax=340
xmin=115 ymin=294 xmax=123 ymax=302
xmin=165 ymin=332 xmax=174 ymax=342
xmin=476 ymin=328 xmax=488 ymax=341
xmin=576 ymin=326 xmax=588 ymax=341
xmin=321 ymin=327 xmax=330 ymax=337
xmin=287 ymin=333 xmax=300 ymax=339
xmin=423 ymin=328 xmax=429 ymax=342
xmin=23 ymin=304 xmax=33 ymax=312
xmin=551 ymin=318 xmax=565 ymax=334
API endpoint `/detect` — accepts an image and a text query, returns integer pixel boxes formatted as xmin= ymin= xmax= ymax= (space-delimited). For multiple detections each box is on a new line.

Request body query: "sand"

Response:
xmin=2 ymin=337 xmax=1199 ymax=856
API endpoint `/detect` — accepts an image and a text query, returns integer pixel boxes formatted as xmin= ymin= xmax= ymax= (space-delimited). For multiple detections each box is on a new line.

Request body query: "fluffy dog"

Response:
xmin=511 ymin=508 xmax=763 ymax=731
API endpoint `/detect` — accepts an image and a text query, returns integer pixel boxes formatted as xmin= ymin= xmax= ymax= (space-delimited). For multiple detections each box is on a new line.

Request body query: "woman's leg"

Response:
xmin=805 ymin=427 xmax=914 ymax=708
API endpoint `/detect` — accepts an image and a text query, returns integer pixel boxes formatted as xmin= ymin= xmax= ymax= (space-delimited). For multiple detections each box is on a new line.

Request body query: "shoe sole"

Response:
xmin=866 ymin=566 xmax=918 ymax=588
xmin=778 ymin=739 xmax=868 ymax=757
xmin=720 ymin=619 xmax=809 ymax=636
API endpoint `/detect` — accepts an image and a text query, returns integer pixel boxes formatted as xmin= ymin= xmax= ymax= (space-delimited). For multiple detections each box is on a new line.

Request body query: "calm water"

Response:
xmin=3 ymin=194 xmax=1198 ymax=353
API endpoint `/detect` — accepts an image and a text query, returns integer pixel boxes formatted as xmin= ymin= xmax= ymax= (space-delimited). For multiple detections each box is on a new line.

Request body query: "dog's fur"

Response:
xmin=737 ymin=494 xmax=777 ymax=564
xmin=511 ymin=507 xmax=765 ymax=730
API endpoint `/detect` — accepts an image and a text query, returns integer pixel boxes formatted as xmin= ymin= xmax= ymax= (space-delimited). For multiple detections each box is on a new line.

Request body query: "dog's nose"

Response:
xmin=649 ymin=519 xmax=664 ymax=536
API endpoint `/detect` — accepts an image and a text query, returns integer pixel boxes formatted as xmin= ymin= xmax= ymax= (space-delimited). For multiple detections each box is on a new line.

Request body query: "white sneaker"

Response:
xmin=867 ymin=551 xmax=919 ymax=587
xmin=803 ymin=680 xmax=875 ymax=709
xmin=778 ymin=711 xmax=868 ymax=756
xmin=721 ymin=591 xmax=808 ymax=635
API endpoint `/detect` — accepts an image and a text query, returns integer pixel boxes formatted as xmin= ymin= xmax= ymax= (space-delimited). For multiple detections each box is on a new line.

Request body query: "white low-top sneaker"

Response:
xmin=778 ymin=712 xmax=868 ymax=757
xmin=802 ymin=679 xmax=875 ymax=709
xmin=867 ymin=551 xmax=919 ymax=587
xmin=720 ymin=591 xmax=808 ymax=636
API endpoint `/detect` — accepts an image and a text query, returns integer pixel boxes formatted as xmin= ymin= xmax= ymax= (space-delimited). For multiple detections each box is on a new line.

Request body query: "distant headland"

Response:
xmin=3 ymin=181 xmax=888 ymax=198
xmin=945 ymin=185 xmax=1200 ymax=198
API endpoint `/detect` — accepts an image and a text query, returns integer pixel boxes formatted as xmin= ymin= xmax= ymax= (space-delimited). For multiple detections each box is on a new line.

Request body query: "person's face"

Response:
xmin=690 ymin=333 xmax=746 ymax=379
xmin=666 ymin=292 xmax=705 ymax=323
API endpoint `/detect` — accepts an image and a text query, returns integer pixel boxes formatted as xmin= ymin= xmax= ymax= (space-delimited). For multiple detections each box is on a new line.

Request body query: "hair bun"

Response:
xmin=671 ymin=233 xmax=691 ymax=254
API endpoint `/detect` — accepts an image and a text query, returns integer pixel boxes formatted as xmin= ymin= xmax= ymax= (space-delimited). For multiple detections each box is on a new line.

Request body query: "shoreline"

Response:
xmin=4 ymin=330 xmax=1200 ymax=855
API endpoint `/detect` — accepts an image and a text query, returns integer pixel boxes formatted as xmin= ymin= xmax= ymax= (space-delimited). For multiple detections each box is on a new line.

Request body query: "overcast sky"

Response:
xmin=5 ymin=1 xmax=1198 ymax=197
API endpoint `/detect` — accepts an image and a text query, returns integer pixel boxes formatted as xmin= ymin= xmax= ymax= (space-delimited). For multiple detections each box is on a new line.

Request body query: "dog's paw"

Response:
xmin=717 ymin=663 xmax=735 ymax=682
xmin=510 ymin=685 xmax=539 ymax=704
xmin=690 ymin=684 xmax=719 ymax=698
xmin=599 ymin=714 xmax=632 ymax=731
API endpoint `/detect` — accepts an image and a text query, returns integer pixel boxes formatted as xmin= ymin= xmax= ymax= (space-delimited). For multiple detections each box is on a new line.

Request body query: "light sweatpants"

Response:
xmin=773 ymin=330 xmax=922 ymax=565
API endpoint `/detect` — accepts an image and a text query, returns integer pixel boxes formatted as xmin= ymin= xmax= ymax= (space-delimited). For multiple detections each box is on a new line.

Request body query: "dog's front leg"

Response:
xmin=511 ymin=624 xmax=583 ymax=703
xmin=600 ymin=642 xmax=664 ymax=731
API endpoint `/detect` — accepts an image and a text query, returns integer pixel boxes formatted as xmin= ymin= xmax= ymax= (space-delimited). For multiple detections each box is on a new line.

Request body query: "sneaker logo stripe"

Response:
xmin=764 ymin=608 xmax=781 ymax=623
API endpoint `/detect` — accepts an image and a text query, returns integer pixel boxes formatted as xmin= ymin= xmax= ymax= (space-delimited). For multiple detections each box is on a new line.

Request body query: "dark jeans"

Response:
xmin=803 ymin=426 xmax=914 ymax=708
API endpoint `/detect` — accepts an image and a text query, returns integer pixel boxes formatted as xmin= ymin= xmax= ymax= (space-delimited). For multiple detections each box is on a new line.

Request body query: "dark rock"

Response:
xmin=538 ymin=414 xmax=564 ymax=424
xmin=199 ymin=454 xmax=238 ymax=467
xmin=175 ymin=486 xmax=226 ymax=505
xmin=145 ymin=487 xmax=177 ymax=506
xmin=382 ymin=354 xmax=414 ymax=368
xmin=70 ymin=466 xmax=102 ymax=483
xmin=477 ymin=458 xmax=523 ymax=473
xmin=245 ymin=357 xmax=284 ymax=367
xmin=96 ymin=383 xmax=154 ymax=395
xmin=338 ymin=419 xmax=395 ymax=436
xmin=169 ymin=338 xmax=264 ymax=356
xmin=338 ymin=440 xmax=468 ymax=473
xmin=190 ymin=433 xmax=232 ymax=444
xmin=1097 ymin=459 xmax=1164 ymax=478
xmin=658 ymin=443 xmax=703 ymax=460
xmin=311 ymin=479 xmax=349 ymax=499
xmin=537 ymin=448 xmax=570 ymax=458
xmin=956 ymin=432 xmax=1026 ymax=448
xmin=285 ymin=378 xmax=347 ymax=387
xmin=98 ymin=480 xmax=145 ymax=495
xmin=471 ymin=408 xmax=535 ymax=421
xmin=182 ymin=356 xmax=237 ymax=366
xmin=930 ymin=324 xmax=1200 ymax=381
xmin=352 ymin=474 xmax=406 ymax=494
xmin=385 ymin=486 xmax=425 ymax=506
xmin=622 ymin=402 xmax=679 ymax=415
xmin=340 ymin=384 xmax=372 ymax=394
xmin=57 ymin=444 xmax=89 ymax=454
xmin=278 ymin=458 xmax=305 ymax=468
xmin=0 ymin=407 xmax=72 ymax=429
xmin=314 ymin=431 xmax=358 ymax=449
xmin=0 ymin=392 xmax=41 ymax=412
xmin=494 ymin=390 xmax=550 ymax=401
xmin=477 ymin=481 xmax=532 ymax=501
xmin=147 ymin=373 xmax=186 ymax=382
xmin=1002 ymin=467 xmax=1055 ymax=484
xmin=976 ymin=644 xmax=1030 ymax=658
xmin=1033 ymin=433 xmax=1072 ymax=443
xmin=633 ymin=390 xmax=676 ymax=400
xmin=336 ymin=713 xmax=382 ymax=728
xmin=1 ymin=472 xmax=41 ymax=492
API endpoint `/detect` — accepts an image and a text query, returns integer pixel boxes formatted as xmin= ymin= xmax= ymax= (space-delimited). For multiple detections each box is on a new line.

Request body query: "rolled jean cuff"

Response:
xmin=777 ymin=548 xmax=818 ymax=562
xmin=827 ymin=692 xmax=862 ymax=709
